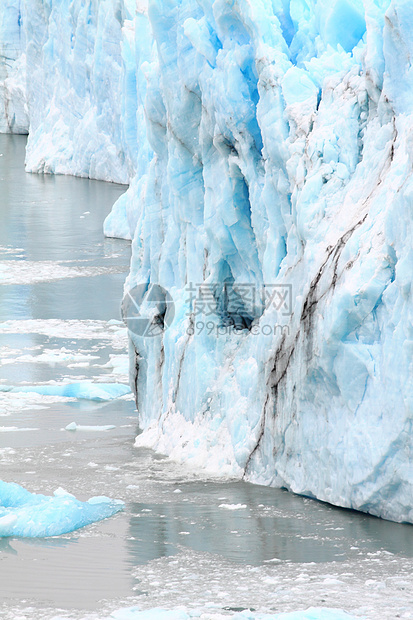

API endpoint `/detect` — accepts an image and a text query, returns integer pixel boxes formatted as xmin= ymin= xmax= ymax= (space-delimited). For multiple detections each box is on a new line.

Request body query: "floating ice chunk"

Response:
xmin=0 ymin=427 xmax=39 ymax=432
xmin=0 ymin=320 xmax=128 ymax=348
xmin=0 ymin=382 xmax=130 ymax=401
xmin=53 ymin=487 xmax=75 ymax=498
xmin=262 ymin=611 xmax=357 ymax=620
xmin=0 ymin=261 xmax=127 ymax=285
xmin=110 ymin=609 xmax=190 ymax=620
xmin=218 ymin=503 xmax=247 ymax=510
xmin=1 ymin=350 xmax=99 ymax=366
xmin=107 ymin=606 xmax=358 ymax=619
xmin=87 ymin=495 xmax=114 ymax=504
xmin=0 ymin=480 xmax=124 ymax=538
xmin=65 ymin=422 xmax=116 ymax=432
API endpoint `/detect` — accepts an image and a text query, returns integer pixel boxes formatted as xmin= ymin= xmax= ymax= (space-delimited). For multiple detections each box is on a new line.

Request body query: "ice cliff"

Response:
xmin=0 ymin=0 xmax=28 ymax=132
xmin=1 ymin=0 xmax=413 ymax=524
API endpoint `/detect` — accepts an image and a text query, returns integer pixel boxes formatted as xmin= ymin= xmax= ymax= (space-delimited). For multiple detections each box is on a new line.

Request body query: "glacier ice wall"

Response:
xmin=1 ymin=0 xmax=412 ymax=523
xmin=0 ymin=0 xmax=28 ymax=133
xmin=1 ymin=0 xmax=147 ymax=183
xmin=120 ymin=0 xmax=413 ymax=524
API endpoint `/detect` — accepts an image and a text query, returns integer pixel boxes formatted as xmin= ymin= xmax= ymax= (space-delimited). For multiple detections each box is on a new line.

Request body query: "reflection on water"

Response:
xmin=0 ymin=519 xmax=136 ymax=609
xmin=126 ymin=482 xmax=413 ymax=567
xmin=0 ymin=134 xmax=130 ymax=323
xmin=0 ymin=136 xmax=128 ymax=265
xmin=2 ymin=477 xmax=413 ymax=609
xmin=0 ymin=274 xmax=129 ymax=322
xmin=126 ymin=500 xmax=335 ymax=565
xmin=0 ymin=538 xmax=17 ymax=555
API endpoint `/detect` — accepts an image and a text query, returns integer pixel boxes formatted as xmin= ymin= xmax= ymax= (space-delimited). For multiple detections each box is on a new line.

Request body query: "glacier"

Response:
xmin=0 ymin=480 xmax=124 ymax=537
xmin=1 ymin=0 xmax=413 ymax=525
xmin=0 ymin=0 xmax=28 ymax=133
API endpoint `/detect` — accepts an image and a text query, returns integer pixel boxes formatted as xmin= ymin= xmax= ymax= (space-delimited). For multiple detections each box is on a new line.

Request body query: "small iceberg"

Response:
xmin=0 ymin=480 xmax=124 ymax=537
xmin=0 ymin=382 xmax=131 ymax=401
xmin=65 ymin=422 xmax=116 ymax=431
xmin=109 ymin=607 xmax=357 ymax=619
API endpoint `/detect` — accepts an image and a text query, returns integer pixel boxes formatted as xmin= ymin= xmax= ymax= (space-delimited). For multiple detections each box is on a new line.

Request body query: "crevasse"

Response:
xmin=1 ymin=0 xmax=412 ymax=524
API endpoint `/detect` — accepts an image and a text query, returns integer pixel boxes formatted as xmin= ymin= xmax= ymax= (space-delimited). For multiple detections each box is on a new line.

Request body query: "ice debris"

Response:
xmin=0 ymin=480 xmax=124 ymax=537
xmin=0 ymin=382 xmax=131 ymax=401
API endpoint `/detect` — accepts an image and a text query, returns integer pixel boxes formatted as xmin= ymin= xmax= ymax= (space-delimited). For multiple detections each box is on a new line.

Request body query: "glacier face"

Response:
xmin=1 ymin=0 xmax=143 ymax=183
xmin=119 ymin=0 xmax=413 ymax=524
xmin=0 ymin=0 xmax=28 ymax=133
xmin=1 ymin=0 xmax=413 ymax=523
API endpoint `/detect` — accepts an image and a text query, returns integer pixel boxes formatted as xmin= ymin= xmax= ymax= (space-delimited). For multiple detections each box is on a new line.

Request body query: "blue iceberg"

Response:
xmin=0 ymin=481 xmax=124 ymax=538
xmin=0 ymin=382 xmax=131 ymax=401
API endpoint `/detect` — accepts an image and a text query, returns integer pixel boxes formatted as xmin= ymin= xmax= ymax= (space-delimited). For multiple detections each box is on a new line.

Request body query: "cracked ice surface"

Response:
xmin=1 ymin=1 xmax=413 ymax=523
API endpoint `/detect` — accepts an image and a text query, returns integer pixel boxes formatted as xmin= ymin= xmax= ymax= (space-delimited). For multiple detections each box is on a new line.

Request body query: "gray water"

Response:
xmin=0 ymin=134 xmax=412 ymax=619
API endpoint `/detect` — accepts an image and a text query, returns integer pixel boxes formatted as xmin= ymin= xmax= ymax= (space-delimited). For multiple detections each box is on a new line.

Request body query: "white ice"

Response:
xmin=0 ymin=261 xmax=127 ymax=285
xmin=99 ymin=608 xmax=358 ymax=620
xmin=65 ymin=422 xmax=116 ymax=432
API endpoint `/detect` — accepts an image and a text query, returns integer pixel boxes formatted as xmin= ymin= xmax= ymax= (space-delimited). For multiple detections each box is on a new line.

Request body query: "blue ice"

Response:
xmin=0 ymin=382 xmax=131 ymax=401
xmin=110 ymin=606 xmax=358 ymax=619
xmin=0 ymin=481 xmax=124 ymax=537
